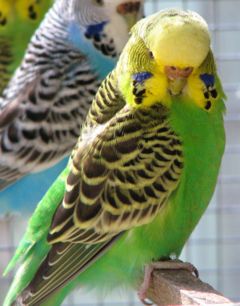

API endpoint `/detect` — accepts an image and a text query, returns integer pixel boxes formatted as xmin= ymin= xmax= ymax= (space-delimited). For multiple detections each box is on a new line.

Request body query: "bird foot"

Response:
xmin=138 ymin=259 xmax=199 ymax=305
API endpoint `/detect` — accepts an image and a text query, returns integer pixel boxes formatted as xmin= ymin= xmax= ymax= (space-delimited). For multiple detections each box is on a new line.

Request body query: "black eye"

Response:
xmin=149 ymin=50 xmax=154 ymax=59
xmin=95 ymin=0 xmax=104 ymax=5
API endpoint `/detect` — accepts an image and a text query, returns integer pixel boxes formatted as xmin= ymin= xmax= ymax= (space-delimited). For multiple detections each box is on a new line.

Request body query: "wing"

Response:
xmin=17 ymin=88 xmax=183 ymax=304
xmin=15 ymin=237 xmax=121 ymax=305
xmin=0 ymin=45 xmax=100 ymax=190
xmin=49 ymin=104 xmax=183 ymax=244
xmin=0 ymin=67 xmax=62 ymax=189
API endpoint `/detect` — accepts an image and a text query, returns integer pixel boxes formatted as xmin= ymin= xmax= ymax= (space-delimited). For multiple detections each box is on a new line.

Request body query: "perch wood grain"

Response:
xmin=145 ymin=268 xmax=234 ymax=305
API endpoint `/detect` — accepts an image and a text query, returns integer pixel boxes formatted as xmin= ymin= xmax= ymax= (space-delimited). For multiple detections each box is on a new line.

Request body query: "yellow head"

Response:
xmin=143 ymin=9 xmax=210 ymax=69
xmin=118 ymin=9 xmax=221 ymax=111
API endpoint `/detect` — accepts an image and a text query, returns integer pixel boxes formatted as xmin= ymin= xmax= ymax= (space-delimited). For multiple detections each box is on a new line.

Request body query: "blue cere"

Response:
xmin=200 ymin=73 xmax=215 ymax=87
xmin=132 ymin=72 xmax=153 ymax=83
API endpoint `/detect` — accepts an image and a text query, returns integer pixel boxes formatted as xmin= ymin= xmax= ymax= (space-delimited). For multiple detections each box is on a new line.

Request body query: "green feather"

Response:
xmin=3 ymin=167 xmax=69 ymax=305
xmin=4 ymin=9 xmax=226 ymax=306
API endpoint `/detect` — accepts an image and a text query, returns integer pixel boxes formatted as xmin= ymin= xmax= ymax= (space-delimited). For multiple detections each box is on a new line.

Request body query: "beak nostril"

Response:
xmin=134 ymin=2 xmax=141 ymax=11
xmin=182 ymin=67 xmax=193 ymax=77
xmin=117 ymin=1 xmax=142 ymax=32
xmin=184 ymin=67 xmax=191 ymax=72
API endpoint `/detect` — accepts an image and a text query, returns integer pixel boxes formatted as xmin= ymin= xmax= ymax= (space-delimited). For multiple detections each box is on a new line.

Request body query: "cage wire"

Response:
xmin=0 ymin=0 xmax=240 ymax=305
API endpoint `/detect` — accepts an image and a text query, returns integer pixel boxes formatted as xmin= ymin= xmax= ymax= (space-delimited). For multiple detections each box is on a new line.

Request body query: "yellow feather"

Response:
xmin=0 ymin=0 xmax=13 ymax=21
xmin=16 ymin=0 xmax=38 ymax=20
xmin=0 ymin=0 xmax=50 ymax=23
xmin=145 ymin=10 xmax=210 ymax=69
xmin=141 ymin=72 xmax=170 ymax=108
xmin=186 ymin=73 xmax=207 ymax=109
xmin=119 ymin=68 xmax=171 ymax=109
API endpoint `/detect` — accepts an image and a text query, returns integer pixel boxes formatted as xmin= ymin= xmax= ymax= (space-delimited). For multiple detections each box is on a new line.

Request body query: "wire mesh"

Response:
xmin=0 ymin=0 xmax=240 ymax=305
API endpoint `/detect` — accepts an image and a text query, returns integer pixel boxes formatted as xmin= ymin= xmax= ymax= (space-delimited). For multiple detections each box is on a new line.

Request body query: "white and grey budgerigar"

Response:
xmin=0 ymin=0 xmax=144 ymax=214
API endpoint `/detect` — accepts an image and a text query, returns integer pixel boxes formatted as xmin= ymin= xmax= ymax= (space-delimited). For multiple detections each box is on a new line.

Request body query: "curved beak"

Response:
xmin=165 ymin=66 xmax=193 ymax=96
xmin=117 ymin=1 xmax=143 ymax=32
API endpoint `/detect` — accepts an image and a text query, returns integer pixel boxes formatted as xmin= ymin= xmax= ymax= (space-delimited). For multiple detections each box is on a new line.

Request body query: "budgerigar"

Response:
xmin=0 ymin=0 xmax=53 ymax=94
xmin=4 ymin=8 xmax=226 ymax=306
xmin=0 ymin=0 xmax=144 ymax=214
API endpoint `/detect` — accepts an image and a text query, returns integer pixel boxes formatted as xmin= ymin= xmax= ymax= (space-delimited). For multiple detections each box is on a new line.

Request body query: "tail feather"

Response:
xmin=15 ymin=236 xmax=121 ymax=305
xmin=3 ymin=168 xmax=69 ymax=306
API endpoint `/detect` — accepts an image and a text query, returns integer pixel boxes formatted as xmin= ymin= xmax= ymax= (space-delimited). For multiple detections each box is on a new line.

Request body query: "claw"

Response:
xmin=141 ymin=298 xmax=153 ymax=305
xmin=185 ymin=262 xmax=199 ymax=278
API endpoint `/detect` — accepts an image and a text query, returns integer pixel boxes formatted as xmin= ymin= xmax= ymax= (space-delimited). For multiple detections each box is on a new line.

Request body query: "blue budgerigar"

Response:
xmin=0 ymin=0 xmax=144 ymax=214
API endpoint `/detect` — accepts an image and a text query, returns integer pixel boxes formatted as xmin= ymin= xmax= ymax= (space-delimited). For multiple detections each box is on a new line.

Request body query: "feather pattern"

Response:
xmin=15 ymin=70 xmax=183 ymax=304
xmin=0 ymin=0 xmax=144 ymax=214
xmin=4 ymin=9 xmax=226 ymax=306
xmin=17 ymin=237 xmax=120 ymax=305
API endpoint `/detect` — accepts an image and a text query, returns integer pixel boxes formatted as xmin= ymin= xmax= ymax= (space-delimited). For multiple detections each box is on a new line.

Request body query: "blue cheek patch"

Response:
xmin=200 ymin=73 xmax=218 ymax=106
xmin=68 ymin=22 xmax=115 ymax=79
xmin=132 ymin=72 xmax=153 ymax=105
xmin=132 ymin=72 xmax=153 ymax=83
xmin=200 ymin=73 xmax=215 ymax=87
xmin=85 ymin=21 xmax=109 ymax=37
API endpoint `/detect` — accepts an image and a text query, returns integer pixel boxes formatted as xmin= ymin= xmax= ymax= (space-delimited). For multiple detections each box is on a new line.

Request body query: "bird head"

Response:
xmin=60 ymin=0 xmax=144 ymax=55
xmin=118 ymin=9 xmax=221 ymax=110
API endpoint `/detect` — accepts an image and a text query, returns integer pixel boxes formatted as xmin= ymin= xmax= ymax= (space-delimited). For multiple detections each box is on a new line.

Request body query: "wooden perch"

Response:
xmin=145 ymin=269 xmax=233 ymax=305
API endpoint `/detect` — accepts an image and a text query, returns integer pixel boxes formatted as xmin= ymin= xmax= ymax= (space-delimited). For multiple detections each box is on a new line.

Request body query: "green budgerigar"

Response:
xmin=4 ymin=8 xmax=226 ymax=306
xmin=0 ymin=0 xmax=52 ymax=93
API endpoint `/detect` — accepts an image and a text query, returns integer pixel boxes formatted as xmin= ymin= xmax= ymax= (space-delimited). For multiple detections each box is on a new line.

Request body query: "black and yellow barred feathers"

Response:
xmin=50 ymin=72 xmax=183 ymax=243
xmin=18 ymin=71 xmax=184 ymax=304
xmin=0 ymin=0 xmax=52 ymax=95
xmin=0 ymin=37 xmax=12 ymax=93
